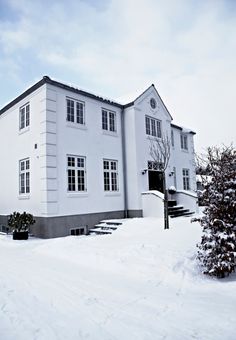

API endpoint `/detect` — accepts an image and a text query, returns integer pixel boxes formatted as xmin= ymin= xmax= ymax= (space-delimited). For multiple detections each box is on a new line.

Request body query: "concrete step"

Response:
xmin=89 ymin=228 xmax=112 ymax=235
xmin=170 ymin=211 xmax=195 ymax=218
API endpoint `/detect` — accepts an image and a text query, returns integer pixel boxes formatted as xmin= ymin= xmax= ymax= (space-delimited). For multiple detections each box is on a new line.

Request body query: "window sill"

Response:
xmin=18 ymin=195 xmax=30 ymax=200
xmin=67 ymin=192 xmax=88 ymax=198
xmin=104 ymin=192 xmax=121 ymax=197
xmin=102 ymin=130 xmax=118 ymax=137
xmin=19 ymin=127 xmax=30 ymax=135
xmin=66 ymin=122 xmax=87 ymax=131
xmin=146 ymin=135 xmax=161 ymax=140
xmin=181 ymin=149 xmax=189 ymax=153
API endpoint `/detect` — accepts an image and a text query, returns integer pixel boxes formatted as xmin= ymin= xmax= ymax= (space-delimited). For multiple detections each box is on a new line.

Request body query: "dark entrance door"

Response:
xmin=148 ymin=170 xmax=164 ymax=193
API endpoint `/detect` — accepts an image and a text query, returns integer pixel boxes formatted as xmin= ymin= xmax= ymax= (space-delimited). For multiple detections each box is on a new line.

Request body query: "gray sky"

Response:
xmin=0 ymin=0 xmax=235 ymax=152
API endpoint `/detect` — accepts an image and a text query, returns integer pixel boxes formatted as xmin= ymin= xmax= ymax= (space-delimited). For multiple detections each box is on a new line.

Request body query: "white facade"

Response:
xmin=0 ymin=77 xmax=196 ymax=237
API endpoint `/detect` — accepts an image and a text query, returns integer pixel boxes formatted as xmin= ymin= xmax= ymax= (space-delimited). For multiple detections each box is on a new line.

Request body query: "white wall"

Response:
xmin=124 ymin=86 xmax=172 ymax=211
xmin=0 ymin=80 xmax=196 ymax=219
xmin=142 ymin=191 xmax=164 ymax=218
xmin=0 ymin=85 xmax=46 ymax=216
xmin=45 ymin=84 xmax=125 ymax=217
xmin=168 ymin=127 xmax=196 ymax=192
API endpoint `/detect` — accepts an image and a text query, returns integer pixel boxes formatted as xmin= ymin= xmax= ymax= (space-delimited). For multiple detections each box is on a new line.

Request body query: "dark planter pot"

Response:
xmin=13 ymin=230 xmax=29 ymax=240
xmin=168 ymin=189 xmax=176 ymax=195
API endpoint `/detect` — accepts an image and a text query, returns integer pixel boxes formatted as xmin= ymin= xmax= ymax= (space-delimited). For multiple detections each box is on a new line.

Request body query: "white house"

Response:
xmin=0 ymin=76 xmax=197 ymax=238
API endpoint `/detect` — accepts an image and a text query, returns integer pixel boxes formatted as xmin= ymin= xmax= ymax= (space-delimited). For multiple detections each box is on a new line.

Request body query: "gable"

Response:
xmin=133 ymin=85 xmax=173 ymax=121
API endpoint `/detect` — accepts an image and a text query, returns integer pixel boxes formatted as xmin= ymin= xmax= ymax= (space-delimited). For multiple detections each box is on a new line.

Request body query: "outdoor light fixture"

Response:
xmin=141 ymin=169 xmax=148 ymax=175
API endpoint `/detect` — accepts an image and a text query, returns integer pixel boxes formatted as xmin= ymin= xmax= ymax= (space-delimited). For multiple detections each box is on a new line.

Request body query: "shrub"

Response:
xmin=8 ymin=211 xmax=35 ymax=232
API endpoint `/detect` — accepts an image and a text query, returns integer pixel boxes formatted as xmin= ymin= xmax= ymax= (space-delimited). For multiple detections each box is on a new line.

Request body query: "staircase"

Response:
xmin=168 ymin=200 xmax=194 ymax=218
xmin=89 ymin=220 xmax=123 ymax=235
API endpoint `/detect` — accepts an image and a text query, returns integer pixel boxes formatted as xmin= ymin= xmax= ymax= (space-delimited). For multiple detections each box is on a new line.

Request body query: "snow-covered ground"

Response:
xmin=1 ymin=215 xmax=236 ymax=340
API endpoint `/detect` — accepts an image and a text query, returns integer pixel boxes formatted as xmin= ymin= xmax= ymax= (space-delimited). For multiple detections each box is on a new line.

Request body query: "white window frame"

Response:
xmin=67 ymin=155 xmax=87 ymax=192
xmin=66 ymin=98 xmax=85 ymax=125
xmin=19 ymin=103 xmax=30 ymax=130
xmin=180 ymin=134 xmax=188 ymax=150
xmin=19 ymin=158 xmax=30 ymax=194
xmin=182 ymin=168 xmax=190 ymax=190
xmin=145 ymin=116 xmax=162 ymax=138
xmin=103 ymin=159 xmax=119 ymax=192
xmin=102 ymin=109 xmax=116 ymax=132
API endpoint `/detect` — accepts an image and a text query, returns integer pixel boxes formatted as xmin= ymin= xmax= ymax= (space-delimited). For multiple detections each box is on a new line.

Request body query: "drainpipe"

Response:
xmin=121 ymin=107 xmax=128 ymax=218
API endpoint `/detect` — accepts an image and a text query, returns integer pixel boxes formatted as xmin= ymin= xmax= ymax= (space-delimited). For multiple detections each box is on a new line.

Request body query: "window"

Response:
xmin=19 ymin=103 xmax=30 ymax=130
xmin=70 ymin=227 xmax=85 ymax=236
xmin=148 ymin=161 xmax=163 ymax=171
xmin=145 ymin=116 xmax=161 ymax=138
xmin=171 ymin=130 xmax=174 ymax=147
xmin=67 ymin=156 xmax=86 ymax=192
xmin=102 ymin=109 xmax=116 ymax=132
xmin=183 ymin=168 xmax=190 ymax=190
xmin=180 ymin=134 xmax=188 ymax=150
xmin=103 ymin=159 xmax=118 ymax=191
xmin=19 ymin=158 xmax=30 ymax=194
xmin=150 ymin=98 xmax=157 ymax=109
xmin=66 ymin=98 xmax=85 ymax=125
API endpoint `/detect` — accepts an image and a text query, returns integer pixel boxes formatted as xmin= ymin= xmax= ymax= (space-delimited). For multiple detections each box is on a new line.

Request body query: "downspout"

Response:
xmin=121 ymin=107 xmax=128 ymax=218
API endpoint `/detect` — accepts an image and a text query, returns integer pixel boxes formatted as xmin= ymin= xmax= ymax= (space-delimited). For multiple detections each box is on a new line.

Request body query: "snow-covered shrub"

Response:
xmin=197 ymin=145 xmax=236 ymax=278
xmin=8 ymin=211 xmax=35 ymax=232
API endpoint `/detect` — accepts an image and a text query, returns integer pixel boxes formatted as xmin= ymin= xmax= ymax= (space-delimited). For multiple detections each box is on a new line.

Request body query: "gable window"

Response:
xmin=180 ymin=134 xmax=188 ymax=150
xmin=19 ymin=158 xmax=30 ymax=194
xmin=66 ymin=98 xmax=85 ymax=125
xmin=145 ymin=116 xmax=161 ymax=138
xmin=102 ymin=109 xmax=116 ymax=132
xmin=182 ymin=168 xmax=190 ymax=190
xmin=103 ymin=159 xmax=118 ymax=191
xmin=19 ymin=103 xmax=30 ymax=130
xmin=150 ymin=98 xmax=157 ymax=109
xmin=67 ymin=155 xmax=86 ymax=192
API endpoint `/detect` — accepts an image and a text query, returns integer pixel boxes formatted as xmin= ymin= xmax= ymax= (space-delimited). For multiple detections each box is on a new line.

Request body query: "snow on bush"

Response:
xmin=197 ymin=145 xmax=236 ymax=278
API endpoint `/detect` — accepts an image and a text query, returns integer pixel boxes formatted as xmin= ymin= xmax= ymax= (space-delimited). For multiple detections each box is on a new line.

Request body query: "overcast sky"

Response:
xmin=0 ymin=0 xmax=235 ymax=152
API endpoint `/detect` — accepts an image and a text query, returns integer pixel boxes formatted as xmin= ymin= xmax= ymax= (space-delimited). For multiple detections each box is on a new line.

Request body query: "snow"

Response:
xmin=1 ymin=215 xmax=236 ymax=340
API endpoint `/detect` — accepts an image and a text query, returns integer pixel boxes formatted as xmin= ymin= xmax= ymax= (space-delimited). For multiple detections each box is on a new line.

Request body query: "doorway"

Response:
xmin=148 ymin=170 xmax=164 ymax=193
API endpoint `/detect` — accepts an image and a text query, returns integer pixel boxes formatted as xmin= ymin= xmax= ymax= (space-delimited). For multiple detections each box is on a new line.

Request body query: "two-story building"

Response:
xmin=0 ymin=76 xmax=196 ymax=238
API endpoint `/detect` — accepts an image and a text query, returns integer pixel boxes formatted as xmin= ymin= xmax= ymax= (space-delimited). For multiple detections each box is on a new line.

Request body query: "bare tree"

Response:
xmin=149 ymin=134 xmax=171 ymax=229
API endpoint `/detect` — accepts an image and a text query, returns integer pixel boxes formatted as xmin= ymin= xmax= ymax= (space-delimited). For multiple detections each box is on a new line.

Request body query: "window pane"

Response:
xmin=77 ymin=170 xmax=85 ymax=191
xmin=146 ymin=116 xmax=150 ymax=135
xmin=68 ymin=169 xmax=76 ymax=191
xmin=68 ymin=157 xmax=75 ymax=167
xmin=20 ymin=108 xmax=25 ymax=129
xmin=111 ymin=161 xmax=117 ymax=170
xmin=151 ymin=119 xmax=156 ymax=136
xmin=67 ymin=99 xmax=74 ymax=122
xmin=20 ymin=173 xmax=25 ymax=193
xmin=109 ymin=112 xmax=116 ymax=132
xmin=26 ymin=160 xmax=30 ymax=170
xmin=26 ymin=172 xmax=30 ymax=193
xmin=171 ymin=130 xmax=174 ymax=146
xmin=103 ymin=160 xmax=109 ymax=170
xmin=26 ymin=105 xmax=30 ymax=127
xmin=77 ymin=157 xmax=84 ymax=168
xmin=20 ymin=161 xmax=25 ymax=171
xmin=156 ymin=121 xmax=162 ymax=138
xmin=111 ymin=172 xmax=118 ymax=191
xmin=104 ymin=171 xmax=110 ymax=191
xmin=102 ymin=110 xmax=108 ymax=130
xmin=76 ymin=102 xmax=84 ymax=124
